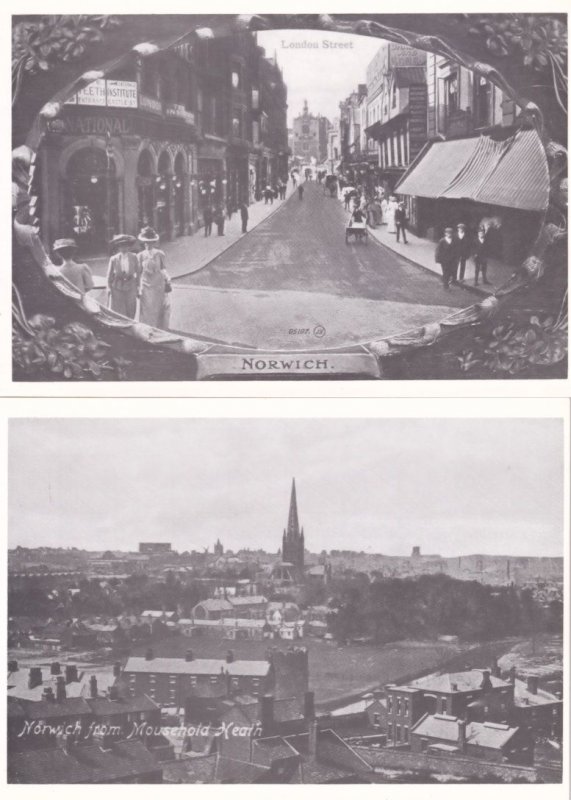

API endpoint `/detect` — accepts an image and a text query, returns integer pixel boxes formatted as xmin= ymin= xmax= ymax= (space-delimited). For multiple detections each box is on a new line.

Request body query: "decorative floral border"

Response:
xmin=12 ymin=14 xmax=568 ymax=375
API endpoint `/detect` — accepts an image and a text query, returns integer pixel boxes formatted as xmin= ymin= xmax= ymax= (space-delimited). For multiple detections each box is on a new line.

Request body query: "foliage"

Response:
xmin=13 ymin=314 xmax=130 ymax=380
xmin=12 ymin=15 xmax=122 ymax=104
xmin=326 ymin=573 xmax=562 ymax=645
xmin=456 ymin=314 xmax=567 ymax=376
xmin=466 ymin=14 xmax=567 ymax=113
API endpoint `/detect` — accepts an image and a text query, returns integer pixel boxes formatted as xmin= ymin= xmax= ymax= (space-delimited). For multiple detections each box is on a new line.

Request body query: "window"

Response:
xmin=251 ymin=89 xmax=259 ymax=110
xmin=396 ymin=697 xmax=402 ymax=715
xmin=373 ymin=713 xmax=381 ymax=728
xmin=210 ymin=675 xmax=218 ymax=684
xmin=388 ymin=723 xmax=393 ymax=739
xmin=231 ymin=677 xmax=240 ymax=688
xmin=403 ymin=726 xmax=409 ymax=743
xmin=392 ymin=84 xmax=397 ymax=109
xmin=190 ymin=676 xmax=197 ymax=687
xmin=395 ymin=724 xmax=401 ymax=742
xmin=387 ymin=695 xmax=393 ymax=713
xmin=404 ymin=697 xmax=410 ymax=716
xmin=302 ymin=124 xmax=310 ymax=135
xmin=231 ymin=71 xmax=240 ymax=89
xmin=475 ymin=75 xmax=493 ymax=127
xmin=420 ymin=738 xmax=428 ymax=752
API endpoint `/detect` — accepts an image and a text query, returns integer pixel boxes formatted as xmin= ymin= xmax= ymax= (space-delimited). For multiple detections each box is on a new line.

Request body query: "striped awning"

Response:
xmin=396 ymin=129 xmax=549 ymax=211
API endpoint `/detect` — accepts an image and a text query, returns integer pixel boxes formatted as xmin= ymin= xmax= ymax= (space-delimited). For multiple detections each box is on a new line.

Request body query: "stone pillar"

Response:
xmin=122 ymin=140 xmax=141 ymax=237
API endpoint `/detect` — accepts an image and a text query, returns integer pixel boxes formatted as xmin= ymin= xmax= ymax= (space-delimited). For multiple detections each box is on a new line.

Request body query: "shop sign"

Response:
xmin=195 ymin=353 xmax=381 ymax=379
xmin=165 ymin=103 xmax=195 ymax=125
xmin=106 ymin=80 xmax=138 ymax=108
xmin=139 ymin=94 xmax=163 ymax=114
xmin=65 ymin=79 xmax=138 ymax=108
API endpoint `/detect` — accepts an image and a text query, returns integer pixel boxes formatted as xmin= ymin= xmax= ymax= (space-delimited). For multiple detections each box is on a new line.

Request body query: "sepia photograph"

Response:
xmin=7 ymin=414 xmax=566 ymax=784
xmin=11 ymin=12 xmax=568 ymax=381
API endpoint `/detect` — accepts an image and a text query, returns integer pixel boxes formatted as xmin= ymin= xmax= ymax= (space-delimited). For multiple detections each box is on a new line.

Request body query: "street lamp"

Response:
xmin=105 ymin=132 xmax=114 ymax=243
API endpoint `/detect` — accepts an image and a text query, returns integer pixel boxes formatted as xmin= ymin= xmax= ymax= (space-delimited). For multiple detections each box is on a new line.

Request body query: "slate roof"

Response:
xmin=8 ymin=740 xmax=162 ymax=783
xmin=85 ymin=694 xmax=159 ymax=716
xmin=124 ymin=656 xmax=270 ymax=677
xmin=514 ymin=678 xmax=562 ymax=707
xmin=11 ymin=696 xmax=92 ymax=721
xmin=408 ymin=669 xmax=510 ymax=693
xmin=330 ymin=696 xmax=385 ymax=716
xmin=411 ymin=713 xmax=518 ymax=750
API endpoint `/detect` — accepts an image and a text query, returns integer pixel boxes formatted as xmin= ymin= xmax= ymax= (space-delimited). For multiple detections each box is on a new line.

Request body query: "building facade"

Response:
xmin=38 ymin=31 xmax=288 ymax=254
xmin=292 ymin=101 xmax=330 ymax=164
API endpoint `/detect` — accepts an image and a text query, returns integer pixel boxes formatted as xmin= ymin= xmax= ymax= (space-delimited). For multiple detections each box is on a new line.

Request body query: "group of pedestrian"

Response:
xmin=435 ymin=223 xmax=491 ymax=290
xmin=202 ymin=204 xmax=227 ymax=237
xmin=53 ymin=226 xmax=173 ymax=329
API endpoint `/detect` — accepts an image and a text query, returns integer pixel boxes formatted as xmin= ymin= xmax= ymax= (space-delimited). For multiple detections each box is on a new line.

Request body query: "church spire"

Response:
xmin=287 ymin=478 xmax=300 ymax=538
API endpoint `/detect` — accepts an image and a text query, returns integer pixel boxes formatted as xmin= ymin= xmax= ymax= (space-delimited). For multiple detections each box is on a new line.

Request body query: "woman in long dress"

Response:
xmin=137 ymin=226 xmax=172 ymax=329
xmin=107 ymin=234 xmax=140 ymax=319
xmin=386 ymin=195 xmax=399 ymax=234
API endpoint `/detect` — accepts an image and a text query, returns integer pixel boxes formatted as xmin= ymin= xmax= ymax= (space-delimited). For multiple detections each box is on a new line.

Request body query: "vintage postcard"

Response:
xmin=5 ymin=400 xmax=568 ymax=787
xmin=10 ymin=12 xmax=568 ymax=382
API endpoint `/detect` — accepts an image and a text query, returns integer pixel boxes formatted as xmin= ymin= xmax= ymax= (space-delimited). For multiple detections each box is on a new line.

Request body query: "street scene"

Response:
xmin=26 ymin=21 xmax=550 ymax=350
xmin=8 ymin=418 xmax=565 ymax=784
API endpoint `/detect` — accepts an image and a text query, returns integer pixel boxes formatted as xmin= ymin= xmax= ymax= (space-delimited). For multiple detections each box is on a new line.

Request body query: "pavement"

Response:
xmin=85 ymin=182 xmax=295 ymax=284
xmin=170 ymin=181 xmax=477 ymax=350
xmin=362 ymin=210 xmax=515 ymax=296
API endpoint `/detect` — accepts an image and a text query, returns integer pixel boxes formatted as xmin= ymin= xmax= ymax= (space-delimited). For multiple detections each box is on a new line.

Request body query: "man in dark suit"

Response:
xmin=473 ymin=226 xmax=491 ymax=285
xmin=435 ymin=226 xmax=457 ymax=290
xmin=395 ymin=201 xmax=408 ymax=244
xmin=455 ymin=222 xmax=471 ymax=282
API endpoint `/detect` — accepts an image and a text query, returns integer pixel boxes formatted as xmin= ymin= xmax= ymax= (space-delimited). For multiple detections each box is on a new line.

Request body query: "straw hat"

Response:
xmin=52 ymin=238 xmax=78 ymax=252
xmin=110 ymin=233 xmax=137 ymax=247
xmin=137 ymin=226 xmax=160 ymax=243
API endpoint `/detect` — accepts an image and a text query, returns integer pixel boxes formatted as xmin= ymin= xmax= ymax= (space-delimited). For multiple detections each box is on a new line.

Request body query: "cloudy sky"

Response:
xmin=9 ymin=418 xmax=563 ymax=558
xmin=256 ymin=30 xmax=383 ymax=126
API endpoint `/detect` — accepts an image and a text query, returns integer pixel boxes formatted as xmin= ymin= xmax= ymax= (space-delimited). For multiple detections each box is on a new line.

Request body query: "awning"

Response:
xmin=396 ymin=129 xmax=549 ymax=212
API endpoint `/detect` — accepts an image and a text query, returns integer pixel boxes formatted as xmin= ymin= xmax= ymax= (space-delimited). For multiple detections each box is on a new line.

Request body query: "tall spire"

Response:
xmin=287 ymin=478 xmax=300 ymax=538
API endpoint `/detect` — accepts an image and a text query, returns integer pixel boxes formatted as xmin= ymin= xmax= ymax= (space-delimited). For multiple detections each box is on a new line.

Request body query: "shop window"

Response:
xmin=251 ymin=89 xmax=259 ymax=110
xmin=445 ymin=73 xmax=458 ymax=114
xmin=64 ymin=147 xmax=118 ymax=253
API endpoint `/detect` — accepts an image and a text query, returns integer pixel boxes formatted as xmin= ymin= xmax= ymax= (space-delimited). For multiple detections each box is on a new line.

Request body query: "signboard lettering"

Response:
xmin=195 ymin=353 xmax=381 ymax=379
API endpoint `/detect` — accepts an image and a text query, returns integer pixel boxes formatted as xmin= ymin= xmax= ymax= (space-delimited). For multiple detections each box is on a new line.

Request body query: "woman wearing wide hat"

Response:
xmin=136 ymin=226 xmax=172 ymax=329
xmin=52 ymin=238 xmax=94 ymax=295
xmin=106 ymin=234 xmax=140 ymax=319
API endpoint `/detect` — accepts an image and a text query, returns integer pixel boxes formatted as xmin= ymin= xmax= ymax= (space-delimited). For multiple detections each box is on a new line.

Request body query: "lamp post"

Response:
xmin=105 ymin=131 xmax=114 ymax=242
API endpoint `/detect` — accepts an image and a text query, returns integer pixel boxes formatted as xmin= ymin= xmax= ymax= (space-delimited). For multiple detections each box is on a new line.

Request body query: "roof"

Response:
xmin=124 ymin=656 xmax=270 ymax=677
xmin=514 ymin=678 xmax=562 ymax=707
xmin=141 ymin=610 xmax=176 ymax=618
xmin=229 ymin=595 xmax=267 ymax=606
xmin=85 ymin=694 xmax=159 ymax=716
xmin=396 ymin=129 xmax=549 ymax=211
xmin=8 ymin=739 xmax=162 ymax=783
xmin=411 ymin=714 xmax=518 ymax=750
xmin=10 ymin=696 xmax=92 ymax=720
xmin=194 ymin=599 xmax=233 ymax=612
xmin=407 ymin=669 xmax=510 ymax=694
xmin=330 ymin=696 xmax=385 ymax=717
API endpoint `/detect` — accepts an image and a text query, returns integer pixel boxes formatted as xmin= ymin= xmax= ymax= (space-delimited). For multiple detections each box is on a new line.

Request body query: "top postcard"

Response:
xmin=11 ymin=12 xmax=568 ymax=382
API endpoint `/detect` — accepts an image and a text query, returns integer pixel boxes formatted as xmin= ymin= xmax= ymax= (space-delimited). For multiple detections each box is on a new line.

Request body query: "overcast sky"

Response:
xmin=256 ymin=30 xmax=383 ymax=126
xmin=8 ymin=419 xmax=563 ymax=558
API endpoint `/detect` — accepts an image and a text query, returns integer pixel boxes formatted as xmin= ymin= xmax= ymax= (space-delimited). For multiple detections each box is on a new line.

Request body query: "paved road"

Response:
xmin=172 ymin=182 xmax=475 ymax=350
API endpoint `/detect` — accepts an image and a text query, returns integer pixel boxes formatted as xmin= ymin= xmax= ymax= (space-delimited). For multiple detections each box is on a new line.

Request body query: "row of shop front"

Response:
xmin=339 ymin=127 xmax=549 ymax=266
xmin=39 ymin=108 xmax=288 ymax=255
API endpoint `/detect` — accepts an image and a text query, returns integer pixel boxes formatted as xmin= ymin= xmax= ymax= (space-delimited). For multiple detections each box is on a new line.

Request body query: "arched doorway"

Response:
xmin=173 ymin=152 xmax=186 ymax=236
xmin=137 ymin=150 xmax=155 ymax=230
xmin=63 ymin=147 xmax=118 ymax=254
xmin=156 ymin=151 xmax=172 ymax=239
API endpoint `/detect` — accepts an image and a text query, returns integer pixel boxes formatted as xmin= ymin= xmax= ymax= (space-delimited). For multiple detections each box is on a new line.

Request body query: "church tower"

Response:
xmin=281 ymin=478 xmax=305 ymax=572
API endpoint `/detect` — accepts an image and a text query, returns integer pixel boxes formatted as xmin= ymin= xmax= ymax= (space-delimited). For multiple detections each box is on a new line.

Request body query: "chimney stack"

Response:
xmin=89 ymin=675 xmax=98 ymax=698
xmin=226 ymin=649 xmax=235 ymax=664
xmin=65 ymin=664 xmax=78 ymax=684
xmin=145 ymin=648 xmax=154 ymax=661
xmin=526 ymin=676 xmax=538 ymax=695
xmin=260 ymin=694 xmax=274 ymax=734
xmin=113 ymin=662 xmax=121 ymax=678
xmin=50 ymin=662 xmax=61 ymax=675
xmin=108 ymin=685 xmax=119 ymax=701
xmin=304 ymin=690 xmax=315 ymax=721
xmin=8 ymin=660 xmax=18 ymax=673
xmin=55 ymin=675 xmax=66 ymax=702
xmin=491 ymin=658 xmax=501 ymax=679
xmin=28 ymin=666 xmax=42 ymax=689
xmin=457 ymin=719 xmax=467 ymax=753
xmin=42 ymin=686 xmax=55 ymax=702
xmin=185 ymin=649 xmax=194 ymax=662
xmin=308 ymin=719 xmax=318 ymax=757
xmin=480 ymin=670 xmax=492 ymax=690
xmin=508 ymin=666 xmax=516 ymax=684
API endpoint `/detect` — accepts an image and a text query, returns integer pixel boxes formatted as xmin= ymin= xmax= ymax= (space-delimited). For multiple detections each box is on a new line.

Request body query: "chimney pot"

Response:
xmin=56 ymin=675 xmax=67 ymax=701
xmin=457 ymin=719 xmax=467 ymax=753
xmin=42 ymin=686 xmax=55 ymax=701
xmin=28 ymin=666 xmax=43 ymax=689
xmin=65 ymin=664 xmax=78 ymax=684
xmin=304 ymin=690 xmax=315 ymax=721
xmin=89 ymin=675 xmax=98 ymax=698
xmin=260 ymin=694 xmax=274 ymax=733
xmin=526 ymin=676 xmax=538 ymax=695
xmin=108 ymin=685 xmax=119 ymax=701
